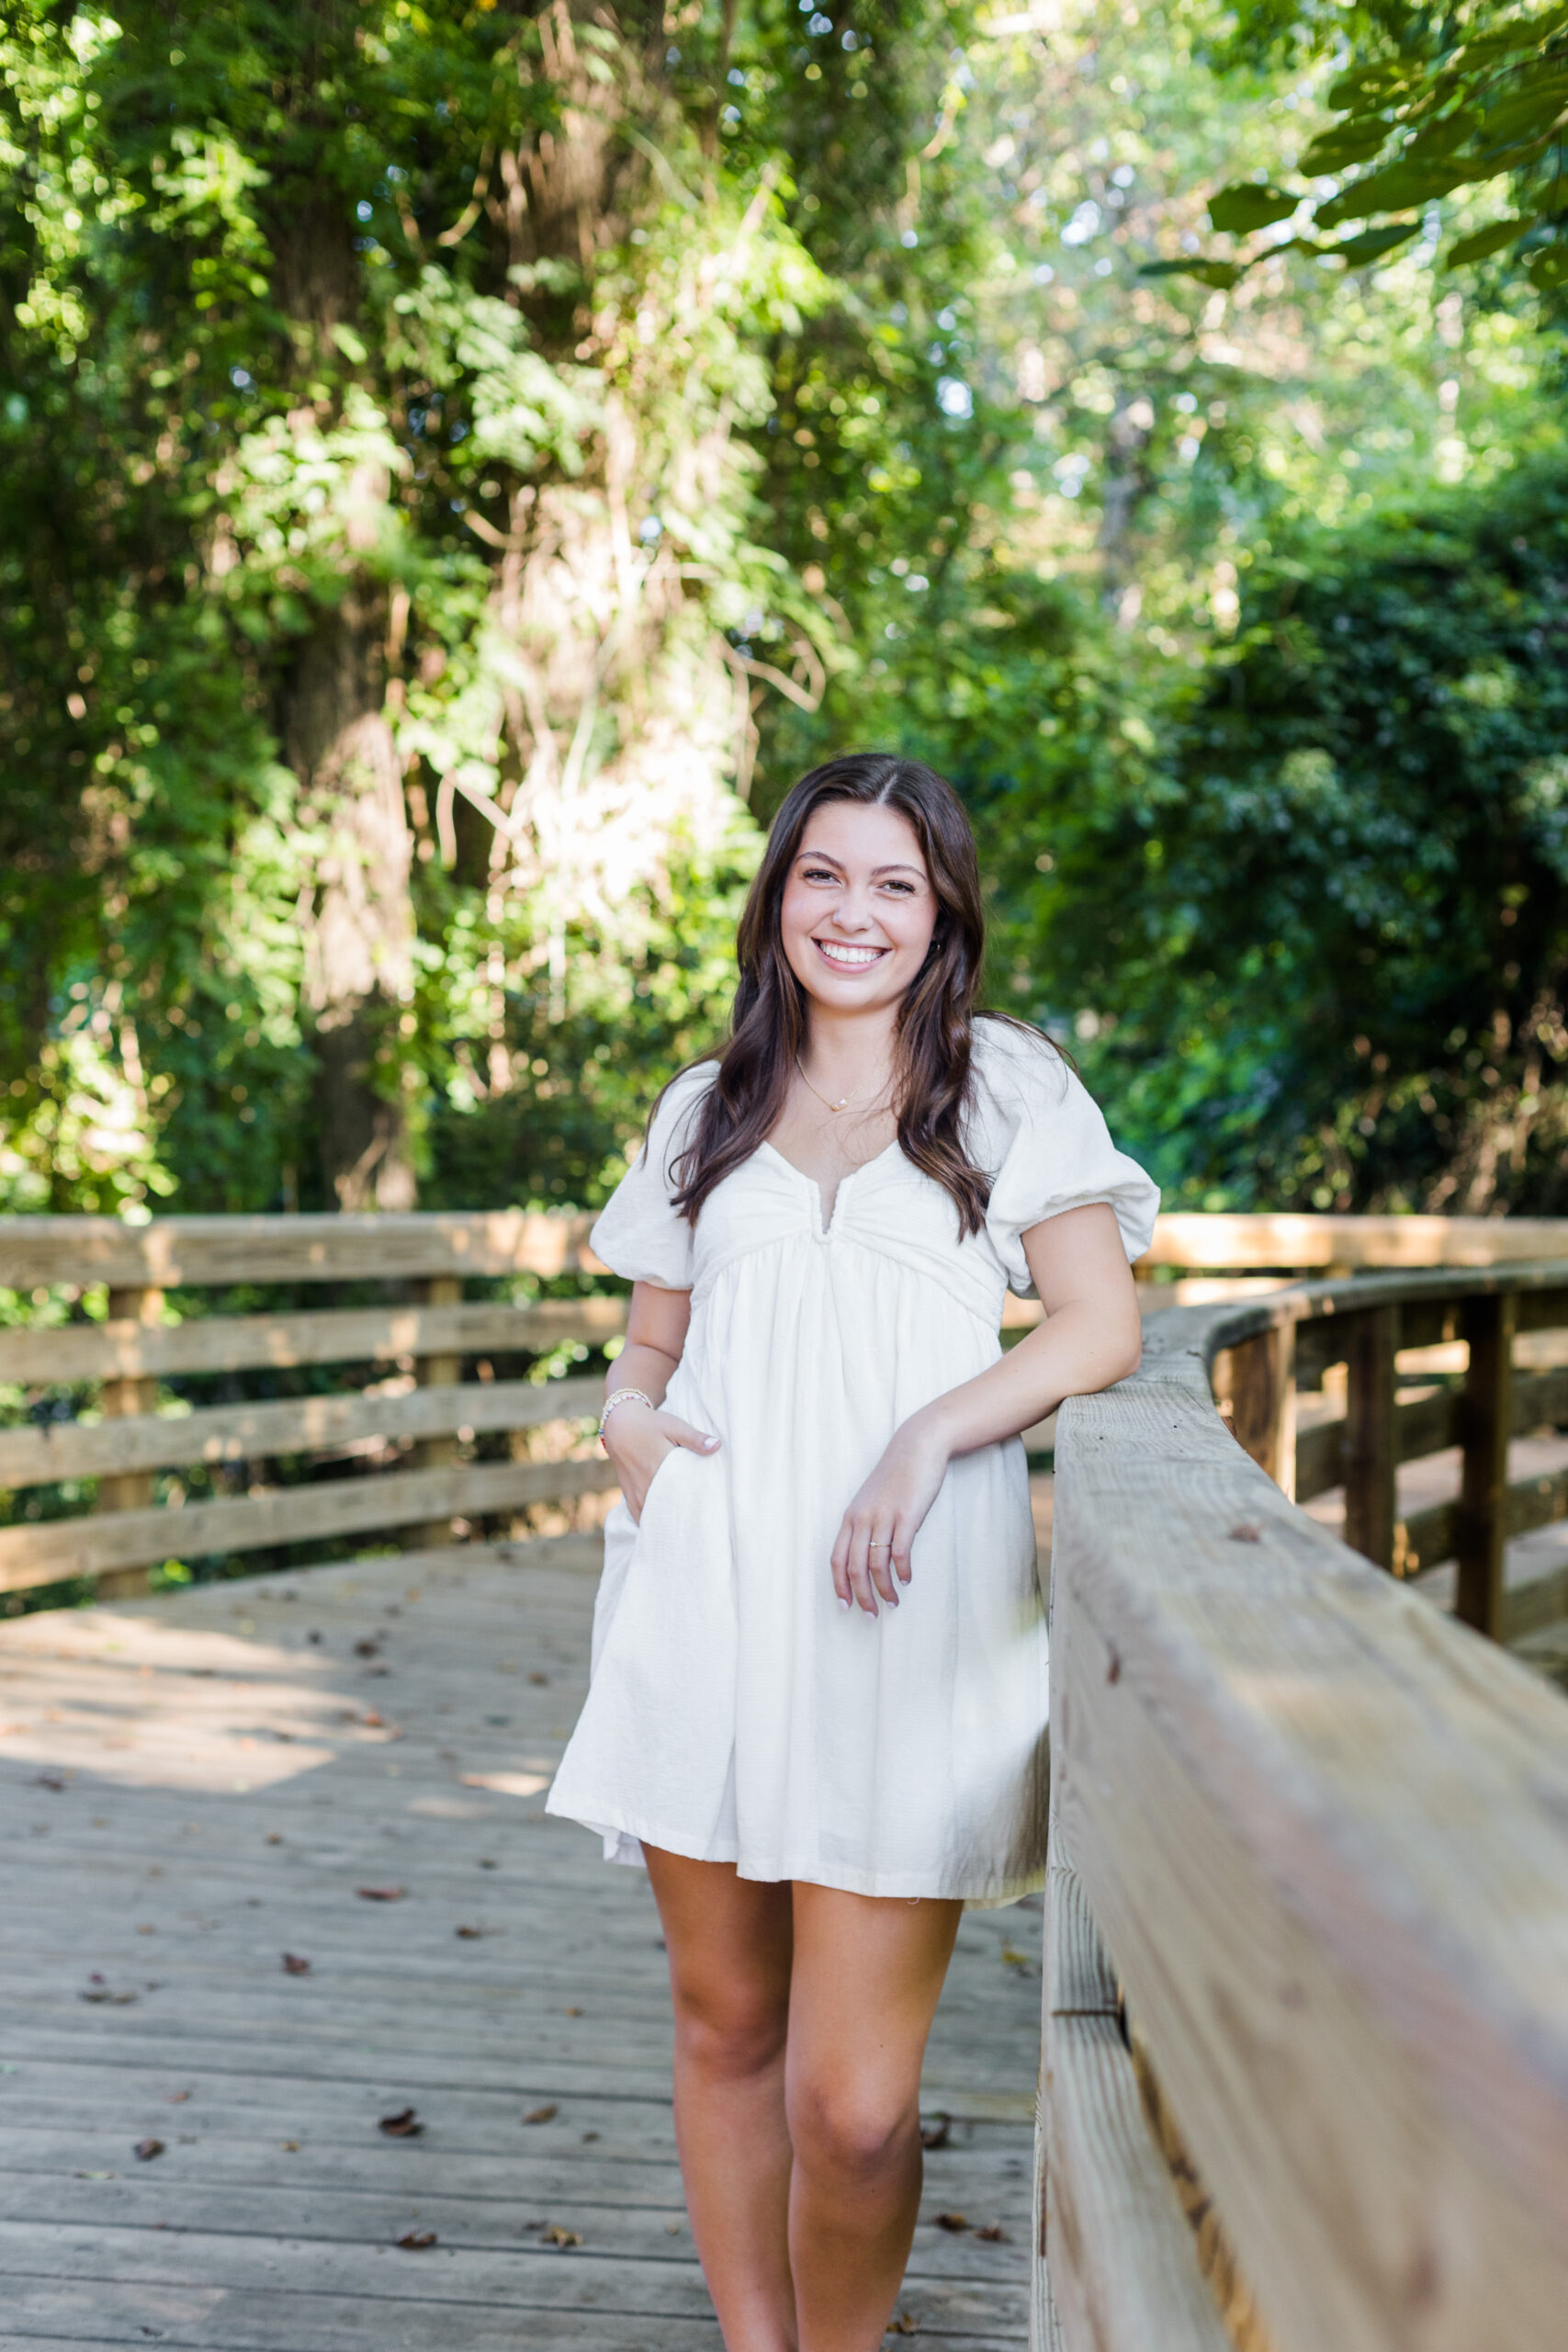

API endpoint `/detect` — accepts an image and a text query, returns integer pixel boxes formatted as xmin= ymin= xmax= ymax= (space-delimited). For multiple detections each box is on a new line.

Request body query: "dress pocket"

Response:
xmin=628 ymin=1440 xmax=684 ymax=1529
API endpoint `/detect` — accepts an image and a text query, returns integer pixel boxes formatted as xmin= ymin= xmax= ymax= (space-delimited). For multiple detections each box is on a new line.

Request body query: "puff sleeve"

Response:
xmin=972 ymin=1022 xmax=1159 ymax=1296
xmin=588 ymin=1062 xmax=717 ymax=1291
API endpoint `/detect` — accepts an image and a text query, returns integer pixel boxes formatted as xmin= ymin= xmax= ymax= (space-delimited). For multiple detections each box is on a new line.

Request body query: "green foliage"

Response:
xmin=1005 ymin=455 xmax=1568 ymax=1216
xmin=2 ymin=0 xmax=1564 ymax=1239
xmin=1158 ymin=1 xmax=1568 ymax=301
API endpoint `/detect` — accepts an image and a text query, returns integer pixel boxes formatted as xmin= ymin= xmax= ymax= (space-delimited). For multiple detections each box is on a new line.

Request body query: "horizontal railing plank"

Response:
xmin=0 ymin=1297 xmax=626 ymax=1386
xmin=1043 ymin=1849 xmax=1234 ymax=2352
xmin=0 ymin=1376 xmax=601 ymax=1489
xmin=1398 ymin=1498 xmax=1457 ymax=1573
xmin=1052 ymin=1327 xmax=1568 ymax=2352
xmin=1296 ymin=1365 xmax=1568 ymax=1507
xmin=1146 ymin=1212 xmax=1568 ymax=1273
xmin=0 ymin=1210 xmax=605 ymax=1290
xmin=10 ymin=1206 xmax=1568 ymax=1298
xmin=0 ymin=1454 xmax=618 ymax=1591
xmin=1505 ymin=1563 xmax=1568 ymax=1644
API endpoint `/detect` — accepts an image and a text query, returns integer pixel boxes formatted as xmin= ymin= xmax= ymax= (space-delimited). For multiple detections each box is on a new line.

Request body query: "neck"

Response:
xmin=800 ymin=1002 xmax=900 ymax=1085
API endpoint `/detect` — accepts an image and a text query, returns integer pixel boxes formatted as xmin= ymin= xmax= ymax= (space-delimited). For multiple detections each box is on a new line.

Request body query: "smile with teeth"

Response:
xmin=815 ymin=939 xmax=889 ymax=968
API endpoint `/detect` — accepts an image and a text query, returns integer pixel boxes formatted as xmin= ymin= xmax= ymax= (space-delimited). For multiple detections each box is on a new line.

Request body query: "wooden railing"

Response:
xmin=0 ymin=1213 xmax=623 ymax=1603
xmin=1036 ymin=1272 xmax=1568 ymax=2352
xmin=9 ymin=1205 xmax=1568 ymax=1611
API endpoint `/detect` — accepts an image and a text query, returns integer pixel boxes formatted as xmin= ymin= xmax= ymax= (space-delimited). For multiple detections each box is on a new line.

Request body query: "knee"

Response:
xmin=671 ymin=1973 xmax=788 ymax=2084
xmin=787 ymin=2070 xmax=913 ymax=2185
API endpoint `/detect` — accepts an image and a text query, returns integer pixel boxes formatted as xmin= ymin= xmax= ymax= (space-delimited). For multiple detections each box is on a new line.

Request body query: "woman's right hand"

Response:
xmin=603 ymin=1401 xmax=720 ymax=1523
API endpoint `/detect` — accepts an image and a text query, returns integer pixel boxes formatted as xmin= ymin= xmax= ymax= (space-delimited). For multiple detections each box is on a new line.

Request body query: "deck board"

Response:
xmin=0 ymin=1538 xmax=1040 ymax=2346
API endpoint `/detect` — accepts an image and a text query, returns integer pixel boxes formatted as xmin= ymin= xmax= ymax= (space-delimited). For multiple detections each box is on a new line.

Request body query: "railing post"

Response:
xmin=1227 ymin=1324 xmax=1296 ymax=1498
xmin=409 ymin=1274 xmax=462 ymax=1551
xmin=1456 ymin=1288 xmax=1517 ymax=1638
xmin=1344 ymin=1305 xmax=1399 ymax=1571
xmin=94 ymin=1283 xmax=164 ymax=1601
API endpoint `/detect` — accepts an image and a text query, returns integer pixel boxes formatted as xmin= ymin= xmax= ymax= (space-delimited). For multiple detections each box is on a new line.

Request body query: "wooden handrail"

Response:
xmin=0 ymin=1214 xmax=626 ymax=1602
xmin=6 ymin=1207 xmax=1568 ymax=1296
xmin=1037 ymin=1271 xmax=1568 ymax=2352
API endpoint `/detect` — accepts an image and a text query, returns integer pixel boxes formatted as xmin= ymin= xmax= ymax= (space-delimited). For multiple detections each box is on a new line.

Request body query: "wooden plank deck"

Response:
xmin=0 ymin=1535 xmax=1042 ymax=2348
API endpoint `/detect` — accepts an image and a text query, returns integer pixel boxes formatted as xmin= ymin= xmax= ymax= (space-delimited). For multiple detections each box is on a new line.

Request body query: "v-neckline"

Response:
xmin=758 ymin=1136 xmax=901 ymax=1236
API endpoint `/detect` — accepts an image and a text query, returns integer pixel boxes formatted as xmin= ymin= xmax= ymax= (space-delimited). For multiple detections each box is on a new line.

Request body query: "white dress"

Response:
xmin=547 ymin=1019 xmax=1159 ymax=1905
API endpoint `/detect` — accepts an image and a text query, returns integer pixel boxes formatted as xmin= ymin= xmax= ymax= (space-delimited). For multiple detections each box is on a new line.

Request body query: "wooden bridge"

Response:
xmin=3 ymin=1212 xmax=1568 ymax=2350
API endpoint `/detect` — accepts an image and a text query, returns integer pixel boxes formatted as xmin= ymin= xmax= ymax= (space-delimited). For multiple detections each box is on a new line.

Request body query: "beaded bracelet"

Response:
xmin=598 ymin=1386 xmax=656 ymax=1445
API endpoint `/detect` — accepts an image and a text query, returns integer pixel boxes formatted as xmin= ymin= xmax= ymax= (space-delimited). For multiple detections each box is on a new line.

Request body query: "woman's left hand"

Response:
xmin=830 ymin=1416 xmax=950 ymax=1617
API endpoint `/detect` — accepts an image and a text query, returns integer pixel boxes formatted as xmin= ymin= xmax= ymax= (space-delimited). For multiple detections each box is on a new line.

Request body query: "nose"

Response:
xmin=825 ymin=884 xmax=877 ymax=934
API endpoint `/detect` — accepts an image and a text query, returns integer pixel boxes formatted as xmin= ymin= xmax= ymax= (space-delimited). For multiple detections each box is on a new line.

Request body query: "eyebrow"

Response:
xmin=796 ymin=851 xmax=927 ymax=877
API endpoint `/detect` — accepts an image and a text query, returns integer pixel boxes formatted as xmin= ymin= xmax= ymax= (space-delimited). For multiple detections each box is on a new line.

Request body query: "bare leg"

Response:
xmin=644 ymin=1847 xmax=796 ymax=2351
xmin=784 ymin=1886 xmax=962 ymax=2352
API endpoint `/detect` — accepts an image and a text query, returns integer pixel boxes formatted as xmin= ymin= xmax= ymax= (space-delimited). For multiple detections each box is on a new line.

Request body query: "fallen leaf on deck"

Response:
xmin=133 ymin=2139 xmax=165 ymax=2162
xmin=281 ymin=2140 xmax=299 ymax=2152
xmin=934 ymin=2211 xmax=967 ymax=2233
xmin=281 ymin=1952 xmax=311 ymax=1975
xmin=166 ymin=2091 xmax=192 ymax=2105
xmin=378 ymin=2107 xmax=423 ymax=2138
xmin=1228 ymin=1522 xmax=1261 ymax=1544
xmin=455 ymin=1924 xmax=499 ymax=1939
xmin=33 ymin=1774 xmax=65 ymax=1791
xmin=396 ymin=2229 xmax=437 ymax=2249
xmin=361 ymin=1710 xmax=385 ymax=1725
xmin=976 ymin=2222 xmax=1009 ymax=2242
xmin=354 ymin=1640 xmax=380 ymax=1657
xmin=539 ymin=2223 xmax=582 ymax=2246
xmin=523 ymin=2103 xmax=558 ymax=2125
xmin=528 ymin=1671 xmax=549 ymax=1684
xmin=356 ymin=1885 xmax=406 ymax=1902
xmin=919 ymin=2114 xmax=951 ymax=2151
xmin=887 ymin=2312 xmax=918 ymax=2335
xmin=265 ymin=1832 xmax=283 ymax=1845
xmin=1000 ymin=1945 xmax=1031 ymax=1971
xmin=563 ymin=2005 xmax=582 ymax=2017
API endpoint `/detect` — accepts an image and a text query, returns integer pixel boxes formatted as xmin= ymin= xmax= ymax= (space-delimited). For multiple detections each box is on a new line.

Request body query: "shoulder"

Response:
xmin=643 ymin=1057 xmax=721 ymax=1162
xmin=969 ymin=1014 xmax=1073 ymax=1121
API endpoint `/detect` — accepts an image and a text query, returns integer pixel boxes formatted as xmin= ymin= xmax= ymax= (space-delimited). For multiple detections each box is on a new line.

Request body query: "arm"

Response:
xmin=599 ymin=1280 xmax=720 ymax=1521
xmin=830 ymin=1202 xmax=1142 ymax=1615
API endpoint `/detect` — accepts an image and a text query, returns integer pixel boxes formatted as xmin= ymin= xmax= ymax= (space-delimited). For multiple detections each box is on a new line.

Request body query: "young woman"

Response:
xmin=547 ymin=752 xmax=1157 ymax=2351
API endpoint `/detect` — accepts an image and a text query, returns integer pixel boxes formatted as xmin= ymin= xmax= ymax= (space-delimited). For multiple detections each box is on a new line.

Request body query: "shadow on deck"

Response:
xmin=0 ymin=1536 xmax=1040 ymax=2350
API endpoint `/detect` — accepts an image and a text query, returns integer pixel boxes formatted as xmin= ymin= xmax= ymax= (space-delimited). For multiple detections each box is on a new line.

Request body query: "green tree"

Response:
xmin=1008 ymin=457 xmax=1568 ymax=1215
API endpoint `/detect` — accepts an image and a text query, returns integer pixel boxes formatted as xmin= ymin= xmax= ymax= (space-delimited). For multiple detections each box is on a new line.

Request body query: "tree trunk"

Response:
xmin=285 ymin=592 xmax=416 ymax=1211
xmin=268 ymin=176 xmax=416 ymax=1211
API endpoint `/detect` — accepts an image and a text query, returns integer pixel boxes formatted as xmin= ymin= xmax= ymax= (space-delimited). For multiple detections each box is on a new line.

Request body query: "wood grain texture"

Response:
xmin=0 ymin=1210 xmax=605 ymax=1290
xmin=0 ymin=1456 xmax=619 ymax=1590
xmin=0 ymin=1297 xmax=627 ymax=1386
xmin=14 ymin=1206 xmax=1568 ymax=1299
xmin=0 ymin=1543 xmax=1040 ymax=2347
xmin=1051 ymin=1346 xmax=1568 ymax=2352
xmin=1227 ymin=1326 xmax=1295 ymax=1496
xmin=1343 ymin=1306 xmax=1399 ymax=1571
xmin=1037 ymin=1801 xmax=1234 ymax=2352
xmin=0 ymin=1377 xmax=602 ymax=1489
xmin=1145 ymin=1214 xmax=1568 ymax=1272
xmin=1457 ymin=1292 xmax=1517 ymax=1635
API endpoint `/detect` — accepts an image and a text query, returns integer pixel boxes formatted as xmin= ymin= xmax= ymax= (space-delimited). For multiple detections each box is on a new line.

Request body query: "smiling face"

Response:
xmin=778 ymin=798 xmax=940 ymax=1020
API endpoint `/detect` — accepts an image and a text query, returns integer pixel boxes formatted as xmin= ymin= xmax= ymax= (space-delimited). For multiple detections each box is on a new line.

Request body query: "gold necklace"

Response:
xmin=795 ymin=1053 xmax=882 ymax=1116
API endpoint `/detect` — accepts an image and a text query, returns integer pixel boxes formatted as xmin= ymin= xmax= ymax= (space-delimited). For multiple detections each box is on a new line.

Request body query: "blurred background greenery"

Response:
xmin=4 ymin=0 xmax=1565 ymax=1227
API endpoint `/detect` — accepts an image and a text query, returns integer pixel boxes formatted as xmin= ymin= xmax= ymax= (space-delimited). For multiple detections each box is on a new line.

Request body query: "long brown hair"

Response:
xmin=666 ymin=752 xmax=1020 ymax=1235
